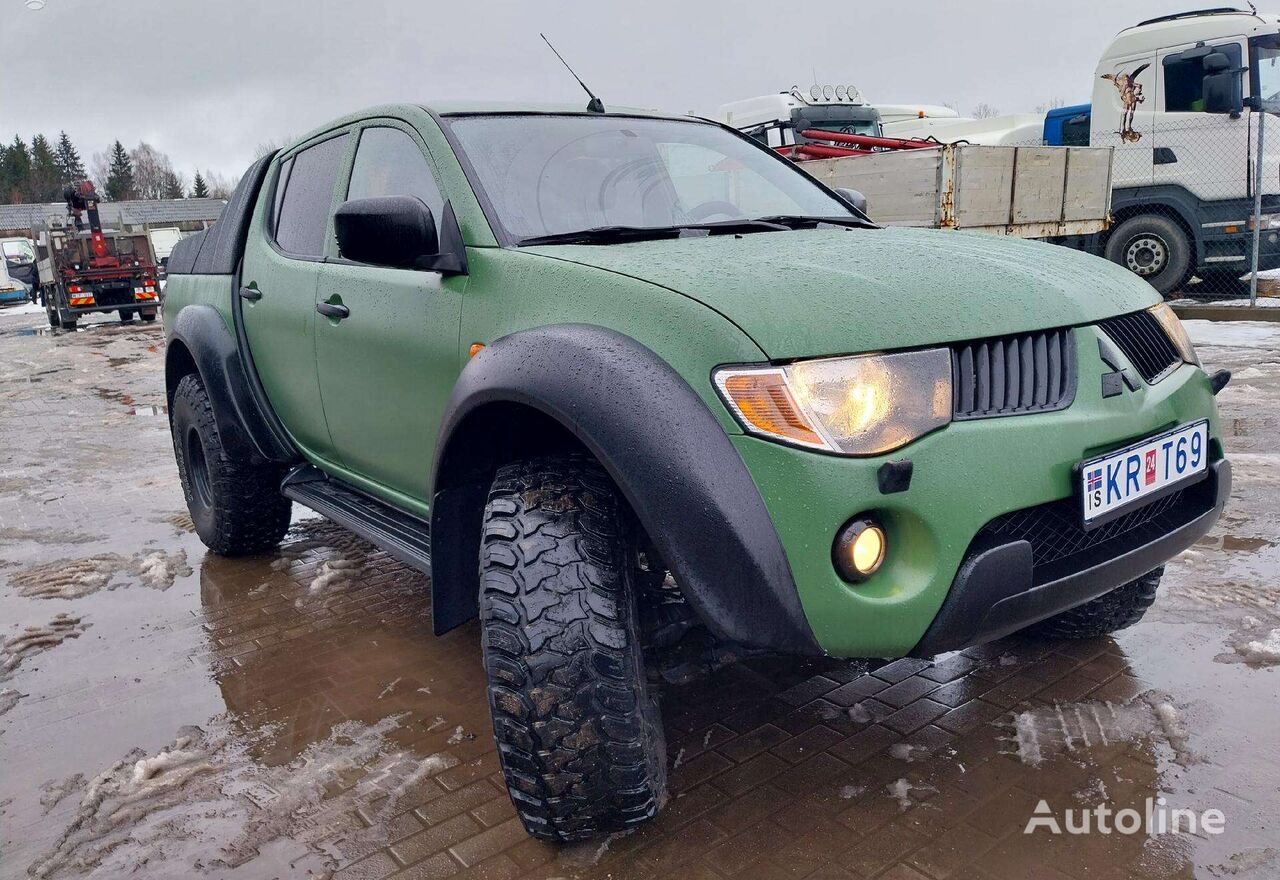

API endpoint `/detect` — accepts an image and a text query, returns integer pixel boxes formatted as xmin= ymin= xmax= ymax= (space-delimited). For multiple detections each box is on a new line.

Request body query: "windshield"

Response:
xmin=1253 ymin=35 xmax=1280 ymax=110
xmin=446 ymin=114 xmax=857 ymax=242
xmin=2 ymin=240 xmax=36 ymax=264
xmin=805 ymin=120 xmax=880 ymax=137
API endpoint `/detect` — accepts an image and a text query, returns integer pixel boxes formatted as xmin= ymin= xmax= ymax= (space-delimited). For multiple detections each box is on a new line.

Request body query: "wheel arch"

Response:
xmin=1106 ymin=188 xmax=1202 ymax=262
xmin=429 ymin=323 xmax=821 ymax=655
xmin=165 ymin=304 xmax=296 ymax=466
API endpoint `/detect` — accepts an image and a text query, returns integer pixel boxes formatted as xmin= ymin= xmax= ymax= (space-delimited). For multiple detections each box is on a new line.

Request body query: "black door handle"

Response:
xmin=316 ymin=301 xmax=350 ymax=320
xmin=239 ymin=286 xmax=262 ymax=301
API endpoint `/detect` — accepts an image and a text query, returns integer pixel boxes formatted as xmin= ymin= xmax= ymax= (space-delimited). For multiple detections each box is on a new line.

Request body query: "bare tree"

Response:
xmin=971 ymin=102 xmax=1000 ymax=119
xmin=1035 ymin=97 xmax=1068 ymax=113
xmin=201 ymin=169 xmax=240 ymax=200
xmin=255 ymin=136 xmax=294 ymax=159
xmin=130 ymin=142 xmax=184 ymax=200
xmin=88 ymin=149 xmax=112 ymax=194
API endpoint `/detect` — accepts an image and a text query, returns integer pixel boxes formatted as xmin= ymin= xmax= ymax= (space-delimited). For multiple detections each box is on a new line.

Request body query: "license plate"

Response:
xmin=1080 ymin=421 xmax=1209 ymax=528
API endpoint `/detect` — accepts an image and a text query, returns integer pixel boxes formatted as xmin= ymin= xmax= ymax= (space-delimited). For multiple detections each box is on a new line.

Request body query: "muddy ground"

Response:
xmin=0 ymin=302 xmax=1277 ymax=880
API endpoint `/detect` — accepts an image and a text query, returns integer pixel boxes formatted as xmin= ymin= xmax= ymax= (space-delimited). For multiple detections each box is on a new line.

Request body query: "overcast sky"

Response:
xmin=2 ymin=0 xmax=1211 ymax=186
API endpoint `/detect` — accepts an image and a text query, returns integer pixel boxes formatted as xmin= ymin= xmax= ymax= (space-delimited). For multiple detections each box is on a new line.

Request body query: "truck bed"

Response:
xmin=802 ymin=144 xmax=1114 ymax=238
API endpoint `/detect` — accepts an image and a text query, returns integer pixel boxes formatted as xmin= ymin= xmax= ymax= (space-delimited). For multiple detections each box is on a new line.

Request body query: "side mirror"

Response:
xmin=1202 ymin=52 xmax=1244 ymax=114
xmin=335 ymin=196 xmax=438 ymax=269
xmin=835 ymin=187 xmax=869 ymax=217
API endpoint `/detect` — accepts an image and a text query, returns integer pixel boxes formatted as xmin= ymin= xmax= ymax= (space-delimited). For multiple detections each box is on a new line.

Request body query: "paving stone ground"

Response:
xmin=1 ymin=304 xmax=1278 ymax=880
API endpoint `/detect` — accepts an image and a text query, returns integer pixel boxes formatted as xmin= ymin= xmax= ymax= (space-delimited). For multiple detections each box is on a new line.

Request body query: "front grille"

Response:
xmin=951 ymin=328 xmax=1076 ymax=420
xmin=1098 ymin=311 xmax=1181 ymax=383
xmin=974 ymin=475 xmax=1214 ymax=584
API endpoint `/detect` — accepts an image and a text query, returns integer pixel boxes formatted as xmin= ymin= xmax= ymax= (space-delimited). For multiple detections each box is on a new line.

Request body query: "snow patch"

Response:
xmin=1236 ymin=628 xmax=1280 ymax=665
xmin=1004 ymin=691 xmax=1196 ymax=768
xmin=1 ymin=613 xmax=89 ymax=679
xmin=9 ymin=550 xmax=190 ymax=599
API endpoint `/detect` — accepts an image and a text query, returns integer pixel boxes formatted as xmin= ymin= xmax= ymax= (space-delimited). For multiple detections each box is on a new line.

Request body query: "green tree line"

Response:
xmin=0 ymin=131 xmax=231 ymax=203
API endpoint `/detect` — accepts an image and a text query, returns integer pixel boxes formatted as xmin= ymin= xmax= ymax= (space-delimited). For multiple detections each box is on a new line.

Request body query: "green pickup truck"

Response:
xmin=163 ymin=102 xmax=1230 ymax=841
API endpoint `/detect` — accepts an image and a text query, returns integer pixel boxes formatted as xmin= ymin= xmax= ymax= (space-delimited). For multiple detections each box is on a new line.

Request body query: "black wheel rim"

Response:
xmin=185 ymin=426 xmax=213 ymax=510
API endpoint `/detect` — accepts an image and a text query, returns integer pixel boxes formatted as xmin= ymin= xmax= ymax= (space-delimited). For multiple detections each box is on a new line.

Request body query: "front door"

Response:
xmin=313 ymin=121 xmax=465 ymax=508
xmin=240 ymin=131 xmax=352 ymax=460
xmin=1154 ymin=39 xmax=1251 ymax=202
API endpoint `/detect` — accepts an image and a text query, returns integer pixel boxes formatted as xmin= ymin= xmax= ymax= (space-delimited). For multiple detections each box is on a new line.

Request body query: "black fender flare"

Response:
xmin=165 ymin=304 xmax=296 ymax=465
xmin=430 ymin=324 xmax=821 ymax=655
xmin=1109 ymin=186 xmax=1204 ymax=261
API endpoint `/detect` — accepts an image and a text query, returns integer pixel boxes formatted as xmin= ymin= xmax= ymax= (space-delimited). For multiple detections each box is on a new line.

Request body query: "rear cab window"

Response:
xmin=273 ymin=134 xmax=349 ymax=257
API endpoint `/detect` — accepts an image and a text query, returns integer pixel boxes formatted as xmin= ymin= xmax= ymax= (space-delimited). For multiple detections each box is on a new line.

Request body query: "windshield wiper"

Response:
xmin=518 ymin=219 xmax=792 ymax=247
xmin=752 ymin=214 xmax=873 ymax=230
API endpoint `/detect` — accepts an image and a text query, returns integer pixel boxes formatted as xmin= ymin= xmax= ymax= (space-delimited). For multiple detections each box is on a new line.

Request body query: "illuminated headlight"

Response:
xmin=714 ymin=349 xmax=953 ymax=456
xmin=1148 ymin=303 xmax=1200 ymax=367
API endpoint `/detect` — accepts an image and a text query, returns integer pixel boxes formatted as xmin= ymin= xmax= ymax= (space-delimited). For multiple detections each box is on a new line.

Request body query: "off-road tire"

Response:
xmin=1025 ymin=566 xmax=1163 ymax=639
xmin=480 ymin=455 xmax=667 ymax=842
xmin=170 ymin=372 xmax=291 ymax=556
xmin=1105 ymin=214 xmax=1192 ymax=298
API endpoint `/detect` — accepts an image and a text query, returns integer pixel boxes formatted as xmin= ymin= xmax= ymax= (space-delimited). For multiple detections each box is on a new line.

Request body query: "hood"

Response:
xmin=524 ymin=227 xmax=1159 ymax=359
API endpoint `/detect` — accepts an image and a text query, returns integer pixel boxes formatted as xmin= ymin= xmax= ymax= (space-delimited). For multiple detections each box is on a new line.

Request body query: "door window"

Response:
xmin=346 ymin=127 xmax=444 ymax=219
xmin=274 ymin=134 xmax=349 ymax=257
xmin=1163 ymin=43 xmax=1243 ymax=112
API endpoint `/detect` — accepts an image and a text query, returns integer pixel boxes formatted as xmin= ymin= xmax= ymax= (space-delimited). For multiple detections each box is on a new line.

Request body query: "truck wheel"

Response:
xmin=119 ymin=310 xmax=135 ymax=323
xmin=1105 ymin=215 xmax=1192 ymax=297
xmin=140 ymin=311 xmax=158 ymax=322
xmin=1025 ymin=567 xmax=1162 ymax=639
xmin=170 ymin=372 xmax=291 ymax=556
xmin=47 ymin=308 xmax=60 ymax=328
xmin=480 ymin=455 xmax=667 ymax=842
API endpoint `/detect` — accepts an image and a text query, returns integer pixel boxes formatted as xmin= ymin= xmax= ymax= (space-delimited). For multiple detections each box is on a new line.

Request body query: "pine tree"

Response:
xmin=160 ymin=170 xmax=185 ymax=199
xmin=104 ymin=140 xmax=134 ymax=200
xmin=54 ymin=131 xmax=86 ymax=184
xmin=29 ymin=134 xmax=61 ymax=202
xmin=1 ymin=136 xmax=32 ymax=203
xmin=191 ymin=171 xmax=209 ymax=199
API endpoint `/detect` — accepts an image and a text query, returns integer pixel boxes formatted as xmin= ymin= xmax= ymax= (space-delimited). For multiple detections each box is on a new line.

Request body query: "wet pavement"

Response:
xmin=1 ymin=303 xmax=1278 ymax=880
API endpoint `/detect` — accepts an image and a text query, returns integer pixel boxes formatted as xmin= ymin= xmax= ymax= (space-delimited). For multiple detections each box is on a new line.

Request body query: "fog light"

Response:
xmin=833 ymin=517 xmax=886 ymax=583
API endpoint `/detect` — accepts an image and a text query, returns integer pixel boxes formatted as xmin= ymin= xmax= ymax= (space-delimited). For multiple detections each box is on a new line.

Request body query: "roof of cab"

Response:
xmin=1106 ymin=9 xmax=1280 ymax=58
xmin=278 ymin=102 xmax=705 ymax=157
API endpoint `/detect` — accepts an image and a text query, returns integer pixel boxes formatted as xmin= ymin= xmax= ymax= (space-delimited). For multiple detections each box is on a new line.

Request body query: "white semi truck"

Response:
xmin=884 ymin=8 xmax=1280 ymax=295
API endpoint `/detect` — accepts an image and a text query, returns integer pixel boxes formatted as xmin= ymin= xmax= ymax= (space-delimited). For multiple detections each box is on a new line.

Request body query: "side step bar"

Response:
xmin=281 ymin=466 xmax=432 ymax=575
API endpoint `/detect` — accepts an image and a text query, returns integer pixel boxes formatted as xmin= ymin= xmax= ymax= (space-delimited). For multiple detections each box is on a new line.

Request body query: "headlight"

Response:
xmin=714 ymin=349 xmax=953 ymax=455
xmin=1148 ymin=303 xmax=1199 ymax=367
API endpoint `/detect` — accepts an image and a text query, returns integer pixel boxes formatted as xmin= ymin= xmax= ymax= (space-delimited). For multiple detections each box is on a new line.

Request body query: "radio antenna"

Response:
xmin=540 ymin=33 xmax=605 ymax=114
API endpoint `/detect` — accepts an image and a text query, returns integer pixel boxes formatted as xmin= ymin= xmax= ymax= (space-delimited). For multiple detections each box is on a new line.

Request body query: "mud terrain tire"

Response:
xmin=170 ymin=373 xmax=291 ymax=556
xmin=1026 ymin=566 xmax=1163 ymax=639
xmin=480 ymin=455 xmax=667 ymax=842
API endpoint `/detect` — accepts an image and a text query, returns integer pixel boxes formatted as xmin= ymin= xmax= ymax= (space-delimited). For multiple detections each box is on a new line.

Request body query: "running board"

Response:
xmin=281 ymin=466 xmax=432 ymax=575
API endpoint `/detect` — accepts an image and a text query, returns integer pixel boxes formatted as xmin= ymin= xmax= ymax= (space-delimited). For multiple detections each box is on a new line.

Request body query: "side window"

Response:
xmin=274 ymin=134 xmax=349 ymax=257
xmin=346 ymin=127 xmax=444 ymax=219
xmin=1061 ymin=113 xmax=1091 ymax=146
xmin=1164 ymin=42 xmax=1242 ymax=112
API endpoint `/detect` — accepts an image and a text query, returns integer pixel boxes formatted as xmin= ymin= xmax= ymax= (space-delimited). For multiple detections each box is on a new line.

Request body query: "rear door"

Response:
xmin=313 ymin=121 xmax=465 ymax=507
xmin=241 ymin=130 xmax=352 ymax=460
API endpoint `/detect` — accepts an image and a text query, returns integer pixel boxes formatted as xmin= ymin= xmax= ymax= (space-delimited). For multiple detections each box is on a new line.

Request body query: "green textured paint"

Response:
xmin=735 ymin=332 xmax=1221 ymax=657
xmin=166 ymin=102 xmax=1224 ymax=660
xmin=524 ymin=227 xmax=1162 ymax=360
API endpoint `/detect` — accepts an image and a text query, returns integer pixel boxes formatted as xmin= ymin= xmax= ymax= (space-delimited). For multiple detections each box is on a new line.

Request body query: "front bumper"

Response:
xmin=911 ymin=458 xmax=1228 ymax=656
xmin=732 ymin=326 xmax=1222 ymax=658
